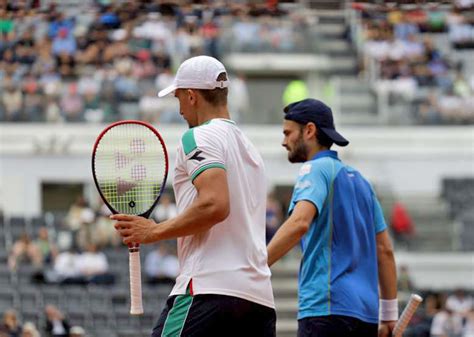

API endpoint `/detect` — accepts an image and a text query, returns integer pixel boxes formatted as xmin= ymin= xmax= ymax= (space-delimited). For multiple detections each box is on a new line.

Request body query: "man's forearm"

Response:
xmin=267 ymin=219 xmax=307 ymax=267
xmin=148 ymin=197 xmax=228 ymax=242
xmin=378 ymin=248 xmax=398 ymax=299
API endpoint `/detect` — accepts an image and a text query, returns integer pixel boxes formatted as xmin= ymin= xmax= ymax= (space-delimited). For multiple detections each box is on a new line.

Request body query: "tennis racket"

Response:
xmin=92 ymin=120 xmax=169 ymax=315
xmin=392 ymin=294 xmax=423 ymax=337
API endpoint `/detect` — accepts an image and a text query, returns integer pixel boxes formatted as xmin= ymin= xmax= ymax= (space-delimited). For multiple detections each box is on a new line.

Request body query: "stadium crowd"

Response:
xmin=0 ymin=0 xmax=317 ymax=124
xmin=353 ymin=1 xmax=474 ymax=124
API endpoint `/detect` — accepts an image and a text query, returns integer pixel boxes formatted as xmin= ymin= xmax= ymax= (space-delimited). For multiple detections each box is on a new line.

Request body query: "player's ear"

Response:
xmin=304 ymin=122 xmax=317 ymax=140
xmin=187 ymin=89 xmax=198 ymax=106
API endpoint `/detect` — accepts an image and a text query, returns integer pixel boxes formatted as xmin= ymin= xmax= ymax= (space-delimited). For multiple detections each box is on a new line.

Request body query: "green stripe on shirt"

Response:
xmin=182 ymin=128 xmax=197 ymax=155
xmin=191 ymin=163 xmax=226 ymax=182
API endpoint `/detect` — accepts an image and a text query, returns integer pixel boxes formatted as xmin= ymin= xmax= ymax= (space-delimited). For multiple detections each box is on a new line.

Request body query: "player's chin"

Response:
xmin=287 ymin=153 xmax=300 ymax=163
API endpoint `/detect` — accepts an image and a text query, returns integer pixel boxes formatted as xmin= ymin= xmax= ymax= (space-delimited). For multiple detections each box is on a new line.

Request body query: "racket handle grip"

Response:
xmin=129 ymin=250 xmax=144 ymax=315
xmin=392 ymin=294 xmax=423 ymax=337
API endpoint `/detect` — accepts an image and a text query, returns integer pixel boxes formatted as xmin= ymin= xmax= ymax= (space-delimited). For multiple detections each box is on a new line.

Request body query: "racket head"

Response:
xmin=92 ymin=120 xmax=169 ymax=219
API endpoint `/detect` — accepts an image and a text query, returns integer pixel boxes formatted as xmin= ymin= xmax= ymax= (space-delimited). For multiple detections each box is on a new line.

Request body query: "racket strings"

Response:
xmin=94 ymin=123 xmax=167 ymax=215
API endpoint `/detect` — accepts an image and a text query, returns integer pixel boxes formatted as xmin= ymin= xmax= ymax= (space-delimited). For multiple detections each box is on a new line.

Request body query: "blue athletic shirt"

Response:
xmin=288 ymin=150 xmax=387 ymax=323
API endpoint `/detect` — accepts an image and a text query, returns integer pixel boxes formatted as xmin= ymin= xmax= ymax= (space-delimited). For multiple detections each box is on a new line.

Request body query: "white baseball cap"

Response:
xmin=158 ymin=55 xmax=230 ymax=97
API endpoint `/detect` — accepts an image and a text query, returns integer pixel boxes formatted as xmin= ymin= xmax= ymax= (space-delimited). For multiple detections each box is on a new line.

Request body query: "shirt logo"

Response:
xmin=299 ymin=163 xmax=312 ymax=177
xmin=295 ymin=180 xmax=312 ymax=190
xmin=189 ymin=150 xmax=205 ymax=162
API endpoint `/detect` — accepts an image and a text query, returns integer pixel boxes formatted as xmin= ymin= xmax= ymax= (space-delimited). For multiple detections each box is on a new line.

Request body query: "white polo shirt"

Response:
xmin=171 ymin=118 xmax=274 ymax=309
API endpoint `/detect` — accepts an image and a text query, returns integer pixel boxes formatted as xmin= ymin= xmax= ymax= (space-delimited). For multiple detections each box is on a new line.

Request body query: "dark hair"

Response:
xmin=196 ymin=72 xmax=228 ymax=106
xmin=316 ymin=127 xmax=333 ymax=149
xmin=298 ymin=124 xmax=333 ymax=149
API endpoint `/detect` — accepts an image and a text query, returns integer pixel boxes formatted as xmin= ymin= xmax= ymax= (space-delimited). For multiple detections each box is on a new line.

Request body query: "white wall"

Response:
xmin=396 ymin=252 xmax=474 ymax=290
xmin=0 ymin=124 xmax=473 ymax=217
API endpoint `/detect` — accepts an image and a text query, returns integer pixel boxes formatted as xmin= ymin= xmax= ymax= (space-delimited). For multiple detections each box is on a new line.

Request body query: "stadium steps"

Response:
xmin=334 ymin=76 xmax=378 ymax=124
xmin=271 ymin=261 xmax=299 ymax=336
xmin=326 ymin=56 xmax=358 ymax=75
xmin=315 ymin=23 xmax=347 ymax=38
xmin=318 ymin=40 xmax=354 ymax=56
xmin=400 ymin=196 xmax=457 ymax=251
xmin=380 ymin=194 xmax=457 ymax=252
xmin=308 ymin=0 xmax=345 ymax=10
xmin=309 ymin=9 xmax=346 ymax=24
xmin=276 ymin=318 xmax=298 ymax=337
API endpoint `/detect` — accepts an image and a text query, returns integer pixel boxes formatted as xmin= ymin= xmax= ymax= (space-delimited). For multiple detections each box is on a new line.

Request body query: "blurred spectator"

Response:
xmin=446 ymin=289 xmax=473 ymax=319
xmin=51 ymin=248 xmax=80 ymax=284
xmin=448 ymin=13 xmax=474 ymax=49
xmin=60 ymin=83 xmax=83 ymax=122
xmin=0 ymin=309 xmax=21 ymax=337
xmin=453 ymin=72 xmax=471 ymax=98
xmin=8 ymin=232 xmax=43 ymax=271
xmin=144 ymin=242 xmax=179 ymax=285
xmin=51 ymin=28 xmax=76 ymax=57
xmin=44 ymin=96 xmax=62 ymax=123
xmin=265 ymin=192 xmax=283 ymax=243
xmin=69 ymin=326 xmax=85 ymax=337
xmin=65 ymin=196 xmax=92 ymax=247
xmin=34 ymin=226 xmax=58 ymax=265
xmin=201 ymin=15 xmax=220 ymax=59
xmin=83 ymin=90 xmax=103 ymax=123
xmin=465 ymin=310 xmax=474 ymax=337
xmin=44 ymin=304 xmax=70 ymax=337
xmin=75 ymin=206 xmax=95 ymax=251
xmin=22 ymin=78 xmax=44 ymax=121
xmin=438 ymin=88 xmax=465 ymax=123
xmin=1 ymin=81 xmax=23 ymax=121
xmin=397 ymin=265 xmax=414 ymax=292
xmin=407 ymin=293 xmax=443 ymax=337
xmin=75 ymin=243 xmax=114 ymax=284
xmin=113 ymin=64 xmax=140 ymax=101
xmin=390 ymin=201 xmax=415 ymax=249
xmin=153 ymin=193 xmax=177 ymax=222
xmin=47 ymin=13 xmax=74 ymax=40
xmin=0 ymin=9 xmax=15 ymax=37
xmin=394 ymin=14 xmax=420 ymax=40
xmin=431 ymin=300 xmax=464 ymax=337
xmin=20 ymin=322 xmax=40 ymax=337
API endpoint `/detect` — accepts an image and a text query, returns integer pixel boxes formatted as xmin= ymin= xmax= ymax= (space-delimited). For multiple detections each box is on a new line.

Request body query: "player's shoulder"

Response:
xmin=181 ymin=127 xmax=199 ymax=156
xmin=307 ymin=156 xmax=335 ymax=173
xmin=180 ymin=120 xmax=227 ymax=155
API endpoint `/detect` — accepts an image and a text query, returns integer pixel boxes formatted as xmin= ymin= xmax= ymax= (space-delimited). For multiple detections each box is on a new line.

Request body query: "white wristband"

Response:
xmin=380 ymin=299 xmax=399 ymax=321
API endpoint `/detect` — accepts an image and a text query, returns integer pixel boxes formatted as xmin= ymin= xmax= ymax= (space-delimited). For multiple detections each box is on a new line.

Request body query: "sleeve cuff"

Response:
xmin=191 ymin=163 xmax=226 ymax=182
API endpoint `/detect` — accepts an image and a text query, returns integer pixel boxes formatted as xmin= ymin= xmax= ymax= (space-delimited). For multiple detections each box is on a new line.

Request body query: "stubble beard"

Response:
xmin=288 ymin=136 xmax=308 ymax=163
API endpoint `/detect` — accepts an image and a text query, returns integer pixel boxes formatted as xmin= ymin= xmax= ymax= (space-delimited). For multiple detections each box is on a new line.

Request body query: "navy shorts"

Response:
xmin=152 ymin=293 xmax=276 ymax=337
xmin=298 ymin=315 xmax=378 ymax=337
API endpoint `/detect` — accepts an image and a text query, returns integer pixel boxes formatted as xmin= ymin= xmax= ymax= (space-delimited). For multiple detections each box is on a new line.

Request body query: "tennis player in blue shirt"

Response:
xmin=267 ymin=99 xmax=398 ymax=337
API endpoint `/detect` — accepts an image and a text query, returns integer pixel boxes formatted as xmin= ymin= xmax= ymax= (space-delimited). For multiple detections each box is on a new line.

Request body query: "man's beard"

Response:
xmin=288 ymin=136 xmax=308 ymax=163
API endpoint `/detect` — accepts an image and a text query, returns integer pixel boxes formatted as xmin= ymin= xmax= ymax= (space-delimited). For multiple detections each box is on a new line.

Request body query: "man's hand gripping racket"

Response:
xmin=392 ymin=294 xmax=423 ymax=337
xmin=92 ymin=120 xmax=168 ymax=315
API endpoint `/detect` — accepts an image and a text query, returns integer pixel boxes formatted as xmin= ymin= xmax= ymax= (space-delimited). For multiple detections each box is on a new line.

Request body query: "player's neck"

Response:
xmin=307 ymin=145 xmax=330 ymax=161
xmin=197 ymin=104 xmax=231 ymax=125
